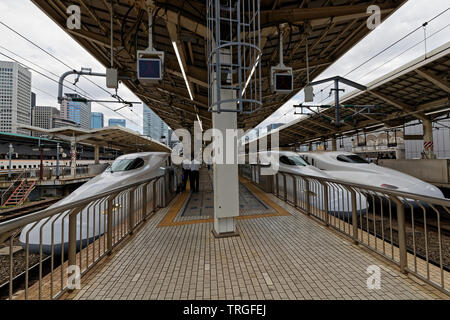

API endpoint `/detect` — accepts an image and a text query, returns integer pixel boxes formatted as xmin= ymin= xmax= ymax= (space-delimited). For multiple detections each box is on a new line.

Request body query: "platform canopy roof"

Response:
xmin=21 ymin=125 xmax=171 ymax=153
xmin=267 ymin=42 xmax=450 ymax=147
xmin=31 ymin=0 xmax=407 ymax=132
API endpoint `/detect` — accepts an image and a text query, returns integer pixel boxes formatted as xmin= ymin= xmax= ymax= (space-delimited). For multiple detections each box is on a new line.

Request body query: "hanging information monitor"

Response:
xmin=271 ymin=65 xmax=293 ymax=93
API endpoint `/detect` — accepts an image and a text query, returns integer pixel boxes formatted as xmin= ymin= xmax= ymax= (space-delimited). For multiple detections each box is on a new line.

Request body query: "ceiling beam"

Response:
xmin=415 ymin=68 xmax=450 ymax=93
xmin=367 ymin=90 xmax=428 ymax=121
xmin=260 ymin=3 xmax=398 ymax=26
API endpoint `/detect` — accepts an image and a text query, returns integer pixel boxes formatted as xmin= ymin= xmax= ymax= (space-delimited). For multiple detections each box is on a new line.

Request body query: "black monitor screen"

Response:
xmin=138 ymin=59 xmax=161 ymax=80
xmin=275 ymin=74 xmax=293 ymax=91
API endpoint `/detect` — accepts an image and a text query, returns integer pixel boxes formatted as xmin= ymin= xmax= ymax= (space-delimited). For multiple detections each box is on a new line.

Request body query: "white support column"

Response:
xmin=422 ymin=119 xmax=435 ymax=159
xmin=212 ymin=52 xmax=239 ymax=237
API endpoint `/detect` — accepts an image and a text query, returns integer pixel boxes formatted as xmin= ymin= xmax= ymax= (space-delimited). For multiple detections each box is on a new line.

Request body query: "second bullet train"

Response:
xmin=298 ymin=151 xmax=445 ymax=199
xmin=20 ymin=152 xmax=170 ymax=254
xmin=253 ymin=151 xmax=367 ymax=216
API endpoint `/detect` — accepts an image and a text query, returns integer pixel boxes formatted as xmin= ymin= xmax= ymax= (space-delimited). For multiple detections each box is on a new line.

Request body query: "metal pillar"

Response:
xmin=422 ymin=119 xmax=435 ymax=159
xmin=334 ymin=79 xmax=340 ymax=127
xmin=56 ymin=142 xmax=60 ymax=179
xmin=71 ymin=140 xmax=77 ymax=176
xmin=308 ymin=142 xmax=313 ymax=151
xmin=8 ymin=143 xmax=12 ymax=181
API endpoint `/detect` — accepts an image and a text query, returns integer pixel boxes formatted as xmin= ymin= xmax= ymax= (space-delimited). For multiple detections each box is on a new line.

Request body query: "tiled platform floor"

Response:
xmin=65 ymin=183 xmax=447 ymax=300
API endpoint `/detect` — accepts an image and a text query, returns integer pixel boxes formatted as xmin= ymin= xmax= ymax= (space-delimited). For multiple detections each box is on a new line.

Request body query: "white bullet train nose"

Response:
xmin=19 ymin=152 xmax=169 ymax=255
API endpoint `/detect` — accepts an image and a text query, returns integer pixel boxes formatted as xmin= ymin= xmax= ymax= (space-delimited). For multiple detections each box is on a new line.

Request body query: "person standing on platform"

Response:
xmin=182 ymin=157 xmax=191 ymax=192
xmin=190 ymin=157 xmax=201 ymax=193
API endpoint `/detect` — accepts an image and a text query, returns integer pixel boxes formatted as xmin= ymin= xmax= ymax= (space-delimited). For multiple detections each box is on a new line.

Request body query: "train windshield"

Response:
xmin=110 ymin=158 xmax=145 ymax=172
xmin=336 ymin=154 xmax=369 ymax=164
xmin=279 ymin=155 xmax=309 ymax=167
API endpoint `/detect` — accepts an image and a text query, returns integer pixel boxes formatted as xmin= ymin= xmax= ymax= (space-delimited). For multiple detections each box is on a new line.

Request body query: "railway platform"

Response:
xmin=53 ymin=169 xmax=446 ymax=301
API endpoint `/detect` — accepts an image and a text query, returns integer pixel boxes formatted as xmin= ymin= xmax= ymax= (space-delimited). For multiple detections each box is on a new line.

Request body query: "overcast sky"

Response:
xmin=0 ymin=0 xmax=449 ymax=135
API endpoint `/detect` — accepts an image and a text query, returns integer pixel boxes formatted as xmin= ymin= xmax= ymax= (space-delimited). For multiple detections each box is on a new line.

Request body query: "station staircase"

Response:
xmin=2 ymin=179 xmax=36 ymax=207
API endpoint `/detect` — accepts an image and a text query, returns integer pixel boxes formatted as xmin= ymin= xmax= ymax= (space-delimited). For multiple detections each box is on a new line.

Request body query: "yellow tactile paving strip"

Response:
xmin=157 ymin=177 xmax=290 ymax=228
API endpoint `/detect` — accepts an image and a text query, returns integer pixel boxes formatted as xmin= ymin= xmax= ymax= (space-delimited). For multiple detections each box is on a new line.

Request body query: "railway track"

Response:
xmin=0 ymin=198 xmax=61 ymax=222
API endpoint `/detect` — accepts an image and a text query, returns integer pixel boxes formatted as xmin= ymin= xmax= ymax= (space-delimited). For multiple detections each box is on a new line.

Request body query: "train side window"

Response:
xmin=110 ymin=158 xmax=145 ymax=172
xmin=337 ymin=154 xmax=368 ymax=164
xmin=279 ymin=155 xmax=308 ymax=167
xmin=1 ymin=166 xmax=4 ymax=170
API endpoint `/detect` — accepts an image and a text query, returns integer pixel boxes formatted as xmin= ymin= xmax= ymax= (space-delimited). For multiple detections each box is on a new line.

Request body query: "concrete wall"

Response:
xmin=378 ymin=159 xmax=450 ymax=185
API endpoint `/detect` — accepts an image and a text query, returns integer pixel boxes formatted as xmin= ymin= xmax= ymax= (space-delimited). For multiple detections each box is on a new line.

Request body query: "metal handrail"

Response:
xmin=244 ymin=163 xmax=450 ymax=295
xmin=0 ymin=169 xmax=168 ymax=300
xmin=0 ymin=174 xmax=164 ymax=235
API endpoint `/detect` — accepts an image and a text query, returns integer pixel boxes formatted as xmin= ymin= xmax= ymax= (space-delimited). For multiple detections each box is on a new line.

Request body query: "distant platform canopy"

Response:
xmin=31 ymin=0 xmax=407 ymax=132
xmin=20 ymin=125 xmax=171 ymax=153
xmin=268 ymin=42 xmax=450 ymax=147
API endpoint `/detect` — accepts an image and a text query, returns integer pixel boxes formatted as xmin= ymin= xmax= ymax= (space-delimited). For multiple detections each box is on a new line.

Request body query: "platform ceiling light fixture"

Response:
xmin=196 ymin=114 xmax=203 ymax=132
xmin=172 ymin=41 xmax=194 ymax=101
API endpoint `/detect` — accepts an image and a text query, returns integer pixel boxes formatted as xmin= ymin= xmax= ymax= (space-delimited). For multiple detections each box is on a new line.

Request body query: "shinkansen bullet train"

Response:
xmin=298 ymin=151 xmax=445 ymax=199
xmin=20 ymin=152 xmax=170 ymax=254
xmin=253 ymin=151 xmax=367 ymax=216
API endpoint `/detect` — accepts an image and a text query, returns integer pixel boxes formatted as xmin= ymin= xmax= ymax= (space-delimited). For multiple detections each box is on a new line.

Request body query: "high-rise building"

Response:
xmin=0 ymin=61 xmax=32 ymax=135
xmin=91 ymin=112 xmax=104 ymax=129
xmin=33 ymin=106 xmax=60 ymax=130
xmin=60 ymin=93 xmax=91 ymax=129
xmin=108 ymin=118 xmax=126 ymax=127
xmin=143 ymin=104 xmax=169 ymax=143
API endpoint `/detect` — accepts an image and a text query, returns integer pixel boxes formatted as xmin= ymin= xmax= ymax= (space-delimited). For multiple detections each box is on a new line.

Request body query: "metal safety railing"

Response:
xmin=242 ymin=164 xmax=450 ymax=296
xmin=0 ymin=173 xmax=167 ymax=300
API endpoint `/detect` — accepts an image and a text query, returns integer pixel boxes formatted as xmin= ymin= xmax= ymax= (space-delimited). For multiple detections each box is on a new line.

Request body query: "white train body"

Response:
xmin=255 ymin=151 xmax=367 ymax=215
xmin=298 ymin=151 xmax=445 ymax=199
xmin=20 ymin=152 xmax=170 ymax=254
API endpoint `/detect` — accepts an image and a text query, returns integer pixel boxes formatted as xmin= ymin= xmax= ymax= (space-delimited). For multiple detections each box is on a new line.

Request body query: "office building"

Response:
xmin=0 ymin=61 xmax=32 ymax=134
xmin=91 ymin=112 xmax=104 ymax=129
xmin=108 ymin=118 xmax=126 ymax=127
xmin=60 ymin=93 xmax=91 ymax=129
xmin=33 ymin=106 xmax=60 ymax=130
xmin=143 ymin=104 xmax=169 ymax=143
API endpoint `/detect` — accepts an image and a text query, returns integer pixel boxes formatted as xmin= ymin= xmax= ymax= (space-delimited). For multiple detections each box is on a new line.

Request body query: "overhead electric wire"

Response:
xmin=0 ymin=50 xmax=144 ymax=129
xmin=0 ymin=44 xmax=97 ymax=100
xmin=0 ymin=21 xmax=145 ymax=129
xmin=316 ymin=7 xmax=450 ymax=103
xmin=0 ymin=20 xmax=114 ymax=98
xmin=261 ymin=7 xmax=450 ymax=131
